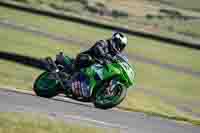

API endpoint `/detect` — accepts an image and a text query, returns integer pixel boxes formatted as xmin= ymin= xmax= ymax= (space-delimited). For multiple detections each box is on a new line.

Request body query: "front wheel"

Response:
xmin=94 ymin=83 xmax=127 ymax=109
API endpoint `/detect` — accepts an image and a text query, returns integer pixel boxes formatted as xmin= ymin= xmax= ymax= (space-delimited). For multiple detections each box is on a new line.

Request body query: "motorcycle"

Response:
xmin=33 ymin=53 xmax=136 ymax=109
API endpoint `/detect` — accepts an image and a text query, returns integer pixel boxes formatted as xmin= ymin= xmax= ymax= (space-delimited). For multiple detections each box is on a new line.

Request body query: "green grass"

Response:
xmin=0 ymin=112 xmax=118 ymax=133
xmin=119 ymin=89 xmax=200 ymax=126
xmin=175 ymin=20 xmax=200 ymax=36
xmin=156 ymin=0 xmax=200 ymax=11
xmin=0 ymin=6 xmax=200 ymax=125
xmin=0 ymin=24 xmax=199 ymax=91
xmin=1 ymin=6 xmax=200 ymax=72
xmin=140 ymin=16 xmax=200 ymax=37
xmin=0 ymin=27 xmax=80 ymax=91
xmin=0 ymin=60 xmax=41 ymax=90
xmin=6 ymin=0 xmax=200 ymax=40
xmin=124 ymin=60 xmax=200 ymax=124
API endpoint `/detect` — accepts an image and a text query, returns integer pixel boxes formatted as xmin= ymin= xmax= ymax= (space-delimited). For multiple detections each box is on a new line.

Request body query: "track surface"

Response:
xmin=0 ymin=89 xmax=200 ymax=133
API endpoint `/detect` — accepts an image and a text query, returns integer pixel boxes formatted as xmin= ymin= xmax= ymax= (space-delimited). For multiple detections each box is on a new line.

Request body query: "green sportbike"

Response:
xmin=33 ymin=53 xmax=136 ymax=109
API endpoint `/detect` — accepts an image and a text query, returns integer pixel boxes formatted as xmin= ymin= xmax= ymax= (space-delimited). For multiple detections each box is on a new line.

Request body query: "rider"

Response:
xmin=54 ymin=32 xmax=128 ymax=98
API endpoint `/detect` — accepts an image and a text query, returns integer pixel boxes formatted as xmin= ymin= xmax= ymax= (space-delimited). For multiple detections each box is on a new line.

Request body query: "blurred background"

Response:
xmin=0 ymin=0 xmax=200 ymax=124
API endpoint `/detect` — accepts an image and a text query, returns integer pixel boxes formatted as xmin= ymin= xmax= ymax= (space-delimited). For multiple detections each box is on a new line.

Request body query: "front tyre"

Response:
xmin=33 ymin=72 xmax=60 ymax=98
xmin=94 ymin=83 xmax=127 ymax=109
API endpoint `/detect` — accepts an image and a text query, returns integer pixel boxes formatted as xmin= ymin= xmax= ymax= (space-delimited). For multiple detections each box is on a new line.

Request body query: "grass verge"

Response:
xmin=120 ymin=88 xmax=200 ymax=126
xmin=0 ymin=27 xmax=199 ymax=94
xmin=0 ymin=112 xmax=118 ymax=133
xmin=156 ymin=0 xmax=200 ymax=11
xmin=0 ymin=6 xmax=200 ymax=71
xmin=118 ymin=106 xmax=200 ymax=126
xmin=6 ymin=0 xmax=200 ymax=39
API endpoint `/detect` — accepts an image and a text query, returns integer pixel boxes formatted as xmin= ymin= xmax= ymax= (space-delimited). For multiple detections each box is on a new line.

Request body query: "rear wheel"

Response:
xmin=94 ymin=83 xmax=127 ymax=109
xmin=33 ymin=72 xmax=60 ymax=98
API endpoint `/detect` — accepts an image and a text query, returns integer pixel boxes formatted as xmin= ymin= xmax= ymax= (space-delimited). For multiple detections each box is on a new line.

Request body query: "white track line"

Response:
xmin=63 ymin=114 xmax=128 ymax=129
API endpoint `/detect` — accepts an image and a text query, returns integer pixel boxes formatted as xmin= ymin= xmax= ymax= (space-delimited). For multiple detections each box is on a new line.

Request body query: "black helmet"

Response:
xmin=111 ymin=32 xmax=127 ymax=52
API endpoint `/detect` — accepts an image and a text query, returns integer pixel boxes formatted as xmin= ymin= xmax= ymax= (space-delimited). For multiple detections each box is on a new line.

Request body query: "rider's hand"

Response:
xmin=105 ymin=54 xmax=117 ymax=63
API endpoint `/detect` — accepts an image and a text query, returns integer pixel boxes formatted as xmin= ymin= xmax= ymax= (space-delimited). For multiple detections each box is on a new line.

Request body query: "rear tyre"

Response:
xmin=33 ymin=72 xmax=60 ymax=98
xmin=94 ymin=83 xmax=127 ymax=109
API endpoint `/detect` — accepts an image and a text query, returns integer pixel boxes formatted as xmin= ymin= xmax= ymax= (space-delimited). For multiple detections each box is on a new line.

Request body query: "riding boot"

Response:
xmin=62 ymin=80 xmax=73 ymax=94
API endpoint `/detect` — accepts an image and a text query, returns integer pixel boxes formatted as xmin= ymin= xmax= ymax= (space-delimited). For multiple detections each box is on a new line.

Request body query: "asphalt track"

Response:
xmin=0 ymin=89 xmax=200 ymax=133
